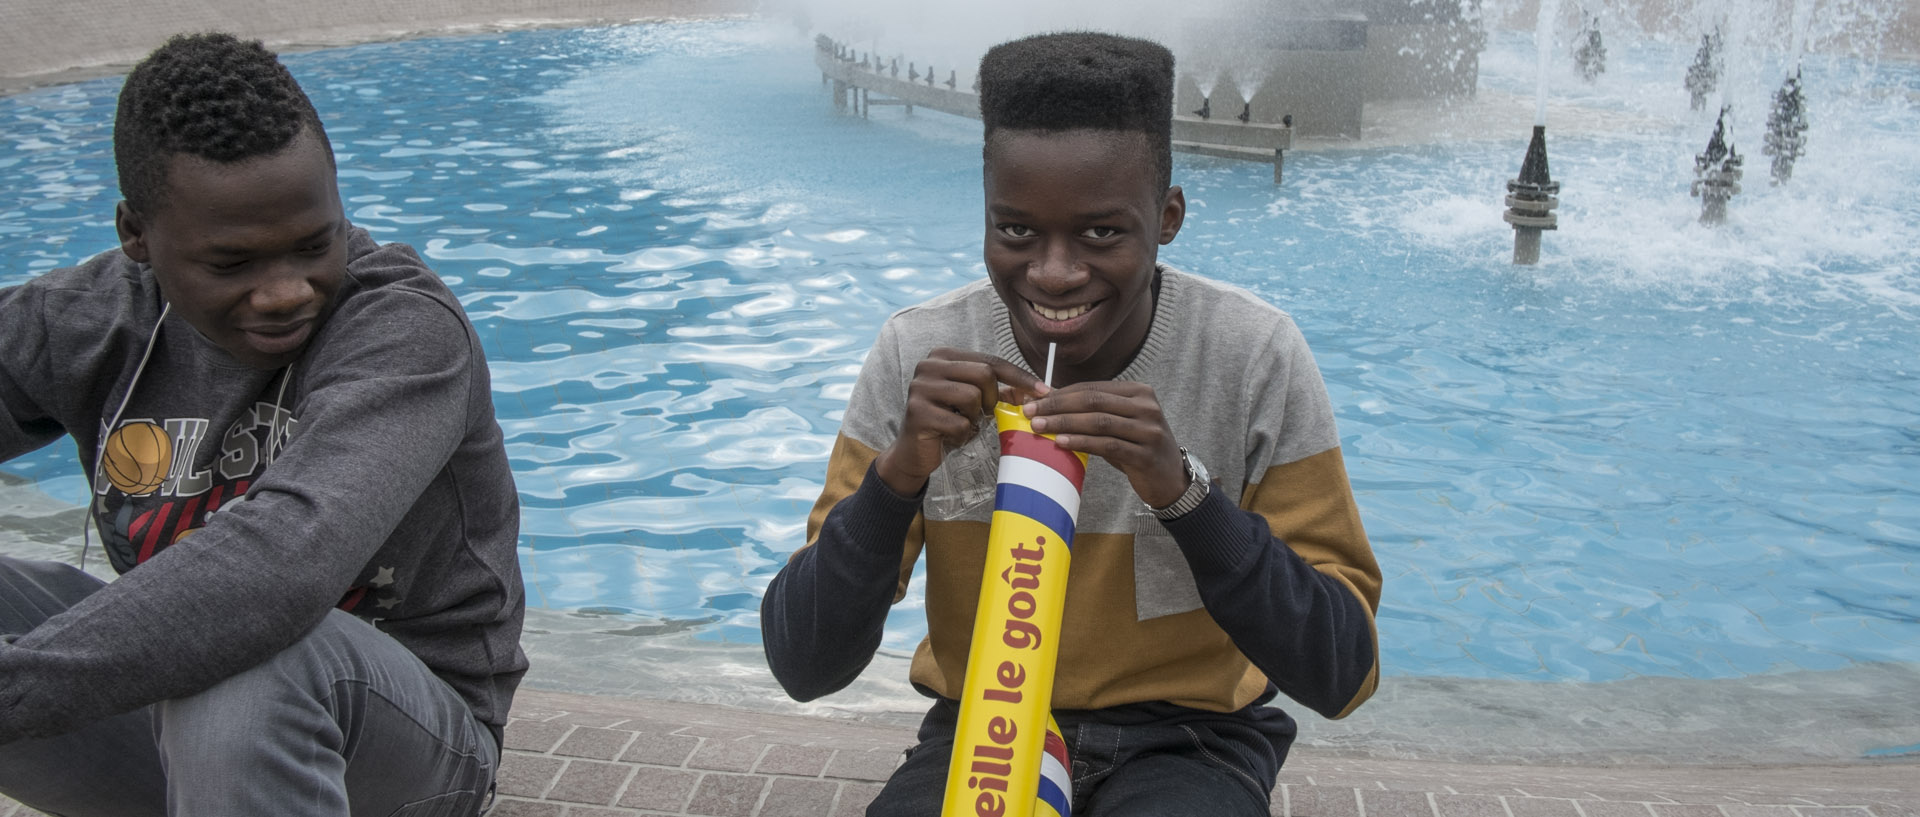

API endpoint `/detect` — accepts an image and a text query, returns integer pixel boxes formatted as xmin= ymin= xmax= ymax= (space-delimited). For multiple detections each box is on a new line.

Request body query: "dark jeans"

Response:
xmin=0 ymin=556 xmax=498 ymax=817
xmin=867 ymin=697 xmax=1291 ymax=816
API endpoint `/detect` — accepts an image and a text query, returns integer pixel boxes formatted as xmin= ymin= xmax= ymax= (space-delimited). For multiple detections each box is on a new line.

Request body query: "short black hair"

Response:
xmin=977 ymin=32 xmax=1175 ymax=191
xmin=114 ymin=33 xmax=330 ymax=214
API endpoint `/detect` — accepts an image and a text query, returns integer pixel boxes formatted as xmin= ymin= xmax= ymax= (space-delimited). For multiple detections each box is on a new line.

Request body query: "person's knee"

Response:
xmin=154 ymin=613 xmax=372 ymax=753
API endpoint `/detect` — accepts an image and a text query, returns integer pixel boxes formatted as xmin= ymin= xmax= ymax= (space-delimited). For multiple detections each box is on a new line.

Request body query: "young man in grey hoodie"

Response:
xmin=0 ymin=33 xmax=525 ymax=816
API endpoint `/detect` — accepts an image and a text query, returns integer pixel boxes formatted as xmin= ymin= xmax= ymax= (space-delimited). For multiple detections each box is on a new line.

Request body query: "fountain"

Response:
xmin=1685 ymin=30 xmax=1723 ymax=111
xmin=1503 ymin=0 xmax=1563 ymax=266
xmin=1762 ymin=69 xmax=1808 ymax=184
xmin=3 ymin=4 xmax=1919 ymax=767
xmin=1574 ymin=12 xmax=1605 ymax=82
xmin=1504 ymin=125 xmax=1559 ymax=265
xmin=1691 ymin=106 xmax=1743 ymax=224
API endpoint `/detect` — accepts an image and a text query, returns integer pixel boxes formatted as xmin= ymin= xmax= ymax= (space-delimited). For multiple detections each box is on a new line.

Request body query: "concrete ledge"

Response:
xmin=0 ymin=0 xmax=752 ymax=92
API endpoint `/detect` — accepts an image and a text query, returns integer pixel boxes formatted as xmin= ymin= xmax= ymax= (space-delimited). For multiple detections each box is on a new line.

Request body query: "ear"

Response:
xmin=1157 ymin=185 xmax=1186 ymax=245
xmin=115 ymin=201 xmax=151 ymax=264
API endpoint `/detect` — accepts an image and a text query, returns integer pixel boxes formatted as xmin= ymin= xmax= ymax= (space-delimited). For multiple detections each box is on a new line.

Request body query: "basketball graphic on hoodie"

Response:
xmin=103 ymin=420 xmax=172 ymax=495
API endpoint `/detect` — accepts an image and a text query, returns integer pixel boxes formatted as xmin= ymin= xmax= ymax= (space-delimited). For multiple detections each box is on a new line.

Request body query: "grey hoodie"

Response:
xmin=0 ymin=226 xmax=526 ymax=745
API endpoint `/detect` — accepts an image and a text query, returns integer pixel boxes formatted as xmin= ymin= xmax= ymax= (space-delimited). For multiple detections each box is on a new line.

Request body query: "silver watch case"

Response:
xmin=1149 ymin=446 xmax=1211 ymax=520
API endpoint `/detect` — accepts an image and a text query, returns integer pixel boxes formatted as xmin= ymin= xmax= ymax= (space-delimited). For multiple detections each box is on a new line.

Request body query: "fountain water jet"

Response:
xmin=1685 ymin=29 xmax=1723 ymax=111
xmin=1691 ymin=106 xmax=1744 ymax=225
xmin=1574 ymin=11 xmax=1605 ymax=82
xmin=1762 ymin=69 xmax=1808 ymax=184
xmin=1506 ymin=0 xmax=1562 ymax=266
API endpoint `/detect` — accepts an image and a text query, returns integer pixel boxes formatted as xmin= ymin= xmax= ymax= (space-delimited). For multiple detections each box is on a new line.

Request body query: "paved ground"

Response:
xmin=9 ymin=686 xmax=1909 ymax=817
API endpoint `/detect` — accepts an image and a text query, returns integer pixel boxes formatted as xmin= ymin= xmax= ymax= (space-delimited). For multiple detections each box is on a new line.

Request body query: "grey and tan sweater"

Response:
xmin=762 ymin=268 xmax=1380 ymax=724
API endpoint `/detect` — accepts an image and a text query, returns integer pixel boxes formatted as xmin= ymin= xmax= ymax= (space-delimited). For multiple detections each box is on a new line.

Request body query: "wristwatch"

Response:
xmin=1148 ymin=447 xmax=1211 ymax=520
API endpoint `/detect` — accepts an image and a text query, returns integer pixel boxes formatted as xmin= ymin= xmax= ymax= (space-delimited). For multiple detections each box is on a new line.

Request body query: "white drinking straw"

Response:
xmin=1043 ymin=342 xmax=1056 ymax=388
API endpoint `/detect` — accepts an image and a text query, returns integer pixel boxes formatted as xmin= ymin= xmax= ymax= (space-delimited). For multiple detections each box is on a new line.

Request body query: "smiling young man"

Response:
xmin=762 ymin=32 xmax=1382 ymax=815
xmin=0 ymin=34 xmax=524 ymax=816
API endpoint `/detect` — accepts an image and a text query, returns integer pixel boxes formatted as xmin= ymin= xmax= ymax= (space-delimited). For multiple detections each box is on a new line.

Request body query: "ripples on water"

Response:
xmin=0 ymin=20 xmax=1914 ymax=684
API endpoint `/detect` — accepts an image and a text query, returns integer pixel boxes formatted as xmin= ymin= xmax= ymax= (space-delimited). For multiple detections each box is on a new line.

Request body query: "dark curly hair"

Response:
xmin=977 ymin=32 xmax=1175 ymax=191
xmin=113 ymin=33 xmax=331 ymax=214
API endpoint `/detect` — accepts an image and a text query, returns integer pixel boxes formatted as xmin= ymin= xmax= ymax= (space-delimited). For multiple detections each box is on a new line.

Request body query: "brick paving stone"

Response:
xmin=757 ymin=778 xmax=840 ymax=817
xmin=757 ymin=744 xmax=833 ymax=777
xmin=1867 ymin=804 xmax=1920 ymax=817
xmin=1289 ymin=786 xmax=1361 ymax=817
xmin=1653 ymin=805 xmax=1730 ymax=817
xmin=677 ymin=725 xmax=761 ymax=742
xmin=568 ymin=809 xmax=644 ymax=817
xmin=1581 ymin=802 xmax=1658 ymax=817
xmin=499 ymin=754 xmax=568 ymax=798
xmin=1314 ymin=776 xmax=1392 ymax=789
xmin=488 ymin=799 xmax=565 ymax=817
xmin=622 ymin=732 xmax=703 ymax=767
xmin=1796 ymin=810 xmax=1875 ymax=817
xmin=549 ymin=760 xmax=636 ymax=806
xmin=559 ymin=714 xmax=633 ymax=729
xmin=1365 ymin=789 xmax=1439 ymax=817
xmin=833 ymin=782 xmax=885 ymax=817
xmin=688 ymin=738 xmax=769 ymax=773
xmin=508 ymin=719 xmax=576 ymax=753
xmin=1664 ymin=794 xmax=1746 ymax=806
xmin=1521 ymin=790 xmax=1604 ymax=801
xmin=1435 ymin=793 xmax=1510 ymax=817
xmin=1380 ymin=778 xmax=1449 ymax=792
xmin=824 ymin=748 xmax=902 ymax=782
xmin=1450 ymin=783 xmax=1533 ymax=797
xmin=556 ymin=727 xmax=640 ymax=761
xmin=1510 ymin=797 xmax=1583 ymax=817
xmin=617 ymin=767 xmax=702 ymax=812
xmin=685 ymin=772 xmax=768 ymax=817
xmin=1589 ymin=792 xmax=1678 ymax=805
xmin=1724 ymin=807 xmax=1797 ymax=817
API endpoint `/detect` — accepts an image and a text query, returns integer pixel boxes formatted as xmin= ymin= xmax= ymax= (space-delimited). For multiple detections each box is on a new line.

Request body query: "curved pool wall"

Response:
xmin=2 ymin=18 xmax=1917 ymax=761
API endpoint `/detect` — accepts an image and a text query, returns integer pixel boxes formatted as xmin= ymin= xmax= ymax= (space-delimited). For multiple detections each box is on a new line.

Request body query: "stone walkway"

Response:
xmin=0 ymin=686 xmax=1915 ymax=816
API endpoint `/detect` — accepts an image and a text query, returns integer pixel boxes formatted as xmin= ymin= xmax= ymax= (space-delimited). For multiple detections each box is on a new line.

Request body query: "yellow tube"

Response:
xmin=942 ymin=403 xmax=1086 ymax=817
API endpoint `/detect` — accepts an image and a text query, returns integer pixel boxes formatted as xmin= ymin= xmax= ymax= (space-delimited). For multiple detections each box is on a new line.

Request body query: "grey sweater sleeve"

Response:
xmin=0 ymin=283 xmax=59 ymax=459
xmin=0 ymin=263 xmax=133 ymax=463
xmin=0 ymin=251 xmax=478 ymax=743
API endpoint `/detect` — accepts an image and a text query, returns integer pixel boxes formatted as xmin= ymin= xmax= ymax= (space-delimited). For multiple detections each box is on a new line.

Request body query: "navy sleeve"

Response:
xmin=1161 ymin=489 xmax=1378 ymax=720
xmin=760 ymin=463 xmax=921 ymax=701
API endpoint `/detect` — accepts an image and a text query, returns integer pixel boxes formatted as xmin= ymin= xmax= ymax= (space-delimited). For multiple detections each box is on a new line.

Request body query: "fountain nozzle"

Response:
xmin=1503 ymin=125 xmax=1561 ymax=265
xmin=1193 ymin=97 xmax=1210 ymax=120
xmin=1237 ymin=102 xmax=1251 ymax=124
xmin=1691 ymin=107 xmax=1744 ymax=225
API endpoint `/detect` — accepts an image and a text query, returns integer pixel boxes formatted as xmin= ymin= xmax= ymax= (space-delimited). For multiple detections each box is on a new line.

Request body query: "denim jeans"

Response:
xmin=866 ymin=697 xmax=1289 ymax=816
xmin=0 ymin=557 xmax=498 ymax=817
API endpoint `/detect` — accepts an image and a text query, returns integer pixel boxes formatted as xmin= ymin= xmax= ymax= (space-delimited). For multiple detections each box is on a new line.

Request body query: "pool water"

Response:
xmin=2 ymin=20 xmax=1915 ymax=690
